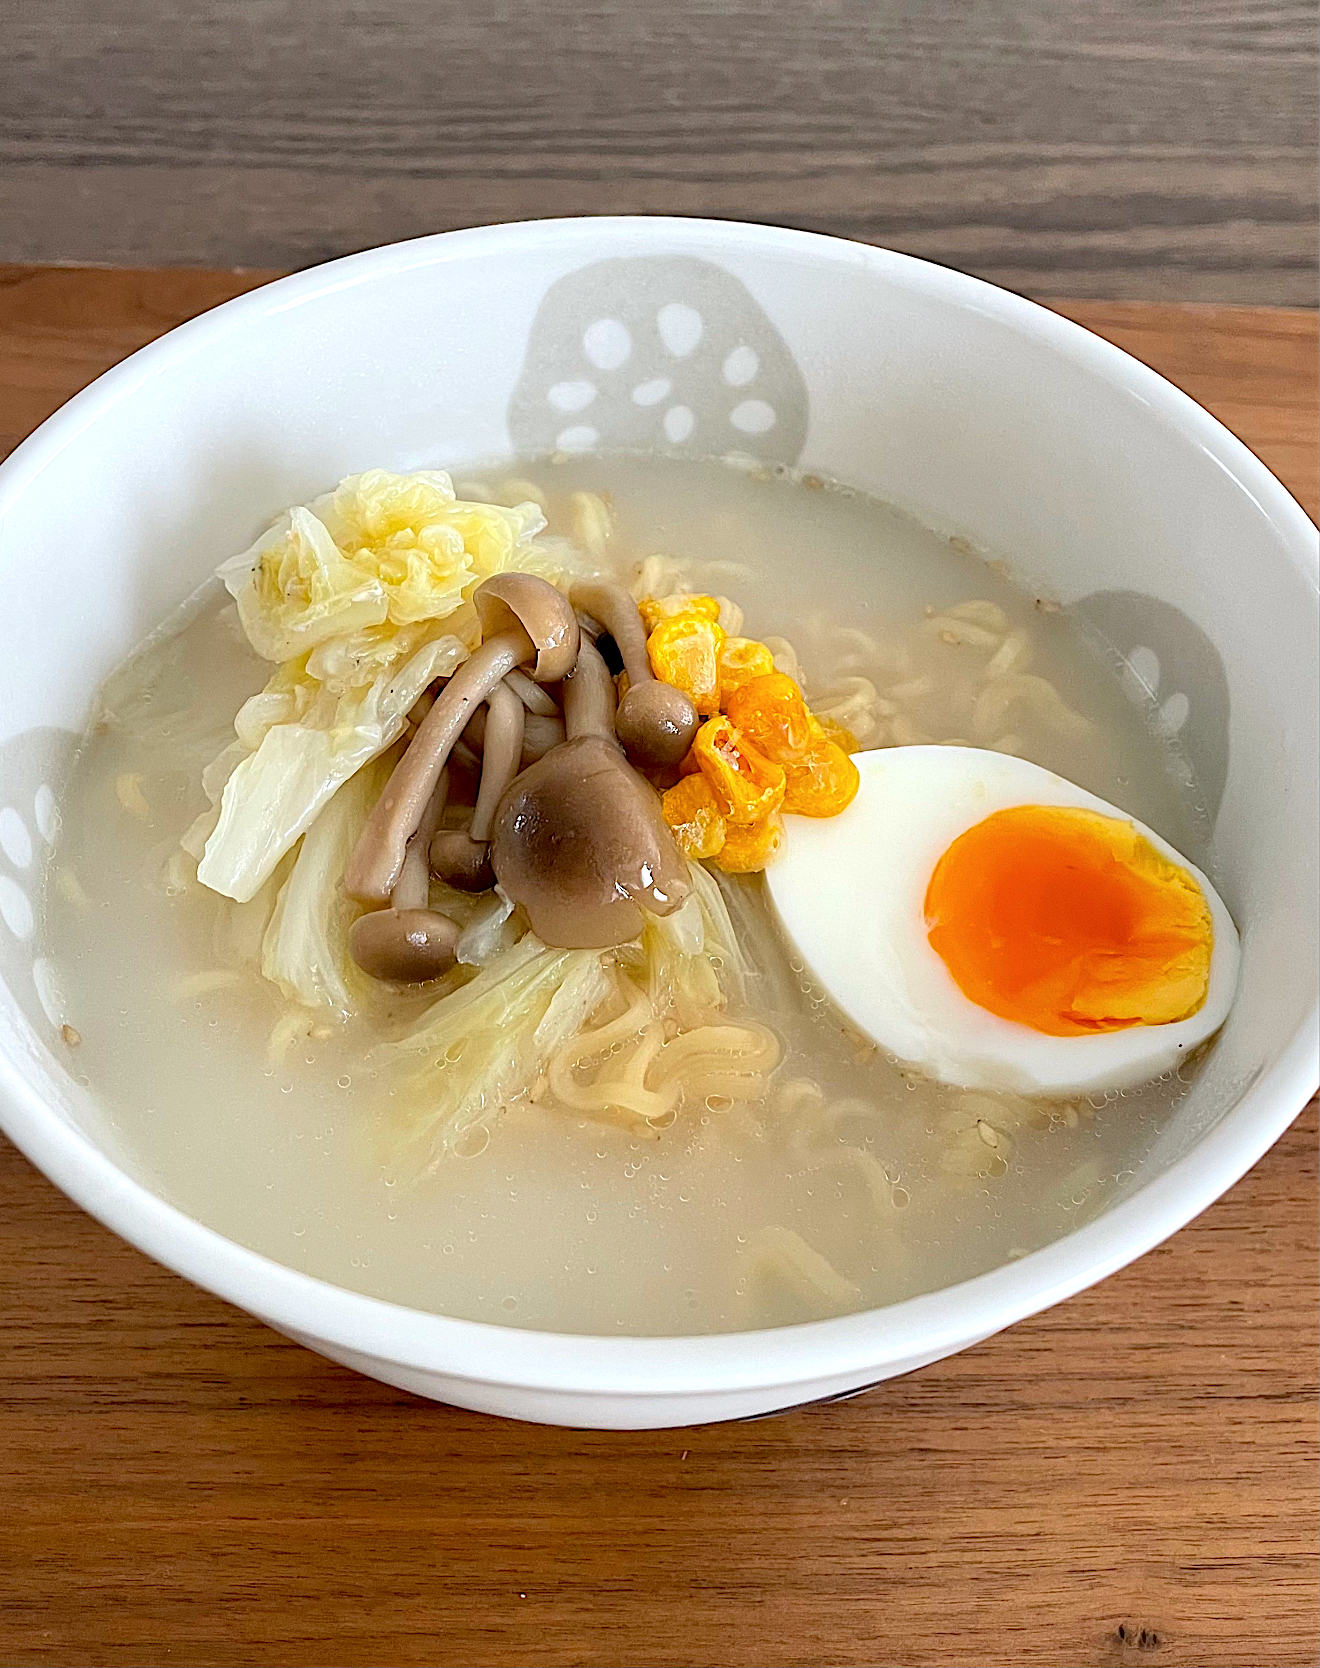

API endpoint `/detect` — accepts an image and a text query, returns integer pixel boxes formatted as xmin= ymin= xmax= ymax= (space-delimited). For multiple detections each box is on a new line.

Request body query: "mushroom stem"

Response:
xmin=392 ymin=769 xmax=448 ymax=912
xmin=464 ymin=703 xmax=565 ymax=767
xmin=562 ymin=633 xmax=618 ymax=744
xmin=571 ymin=582 xmax=650 ymax=685
xmin=521 ymin=711 xmax=566 ymax=763
xmin=345 ymin=626 xmax=533 ymax=904
xmin=347 ymin=573 xmax=581 ymax=905
xmin=568 ymin=581 xmax=699 ymax=768
xmin=451 ymin=737 xmax=484 ymax=777
xmin=505 ymin=667 xmax=559 ymax=718
xmin=350 ymin=769 xmax=462 ymax=983
xmin=470 ymin=681 xmax=525 ymax=843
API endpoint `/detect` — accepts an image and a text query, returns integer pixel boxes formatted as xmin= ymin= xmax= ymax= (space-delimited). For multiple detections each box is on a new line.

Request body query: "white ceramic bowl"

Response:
xmin=0 ymin=219 xmax=1315 ymax=1428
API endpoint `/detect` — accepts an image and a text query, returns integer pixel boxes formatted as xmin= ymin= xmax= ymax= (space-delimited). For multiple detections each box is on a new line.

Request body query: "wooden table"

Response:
xmin=4 ymin=1 xmax=1317 ymax=305
xmin=0 ymin=268 xmax=1315 ymax=1668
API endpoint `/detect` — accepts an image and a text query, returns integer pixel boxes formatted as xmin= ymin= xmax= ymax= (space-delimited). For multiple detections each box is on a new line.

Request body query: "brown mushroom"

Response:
xmin=348 ymin=771 xmax=461 ymax=982
xmin=450 ymin=736 xmax=484 ymax=778
xmin=570 ymin=581 xmax=699 ymax=768
xmin=490 ymin=633 xmax=691 ymax=948
xmin=349 ymin=907 xmax=461 ymax=983
xmin=429 ymin=678 xmax=525 ymax=892
xmin=560 ymin=628 xmax=618 ymax=744
xmin=428 ymin=829 xmax=495 ymax=893
xmin=393 ymin=768 xmax=449 ymax=912
xmin=470 ymin=679 xmax=525 ymax=841
xmin=463 ymin=699 xmax=565 ymax=767
xmin=573 ymin=606 xmax=607 ymax=644
xmin=504 ymin=667 xmax=560 ymax=718
xmin=520 ymin=711 xmax=567 ymax=763
xmin=345 ymin=574 xmax=579 ymax=904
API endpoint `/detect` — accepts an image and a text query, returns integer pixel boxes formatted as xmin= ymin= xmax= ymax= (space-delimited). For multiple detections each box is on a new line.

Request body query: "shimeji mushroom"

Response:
xmin=490 ymin=632 xmax=691 ymax=948
xmin=518 ymin=710 xmax=567 ymax=762
xmin=504 ymin=667 xmax=560 ymax=718
xmin=432 ymin=678 xmax=566 ymax=890
xmin=430 ymin=678 xmax=526 ymax=892
xmin=461 ymin=701 xmax=566 ymax=768
xmin=570 ymin=581 xmax=699 ymax=767
xmin=348 ymin=770 xmax=461 ymax=982
xmin=345 ymin=574 xmax=579 ymax=905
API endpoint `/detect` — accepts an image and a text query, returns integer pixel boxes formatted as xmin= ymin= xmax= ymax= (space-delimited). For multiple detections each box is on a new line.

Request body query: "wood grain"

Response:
xmin=0 ymin=269 xmax=1316 ymax=1668
xmin=2 ymin=0 xmax=1317 ymax=304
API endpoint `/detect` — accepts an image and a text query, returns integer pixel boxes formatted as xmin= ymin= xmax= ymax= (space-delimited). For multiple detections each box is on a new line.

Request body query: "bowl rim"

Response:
xmin=1 ymin=215 xmax=1316 ymax=1400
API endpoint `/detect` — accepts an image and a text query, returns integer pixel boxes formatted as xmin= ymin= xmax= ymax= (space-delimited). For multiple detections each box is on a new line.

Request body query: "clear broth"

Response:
xmin=42 ymin=456 xmax=1208 ymax=1334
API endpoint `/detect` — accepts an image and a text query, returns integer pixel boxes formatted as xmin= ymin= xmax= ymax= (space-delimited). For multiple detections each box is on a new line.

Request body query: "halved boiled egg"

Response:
xmin=765 ymin=746 xmax=1240 ymax=1095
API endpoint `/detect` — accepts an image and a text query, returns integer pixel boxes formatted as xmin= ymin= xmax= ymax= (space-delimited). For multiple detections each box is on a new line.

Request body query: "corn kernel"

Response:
xmin=691 ymin=715 xmax=786 ymax=826
xmin=717 ymin=637 xmax=777 ymax=705
xmin=713 ymin=814 xmax=784 ymax=873
xmin=647 ymin=614 xmax=726 ymax=714
xmin=638 ymin=593 xmax=722 ymax=632
xmin=725 ymin=672 xmax=815 ymax=761
xmin=782 ymin=740 xmax=861 ymax=816
xmin=661 ymin=773 xmax=727 ymax=860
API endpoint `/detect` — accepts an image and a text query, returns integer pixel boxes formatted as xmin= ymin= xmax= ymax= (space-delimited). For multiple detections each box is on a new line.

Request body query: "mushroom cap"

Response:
xmin=429 ymin=828 xmax=496 ymax=893
xmin=616 ymin=680 xmax=700 ymax=768
xmin=475 ymin=574 xmax=580 ymax=682
xmin=490 ymin=734 xmax=691 ymax=949
xmin=349 ymin=907 xmax=460 ymax=983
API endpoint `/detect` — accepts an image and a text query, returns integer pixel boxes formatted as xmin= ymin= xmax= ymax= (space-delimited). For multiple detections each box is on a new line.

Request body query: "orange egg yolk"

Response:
xmin=924 ymin=805 xmax=1213 ymax=1037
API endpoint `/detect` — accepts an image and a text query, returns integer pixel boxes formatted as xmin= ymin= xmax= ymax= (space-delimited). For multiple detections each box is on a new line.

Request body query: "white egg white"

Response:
xmin=765 ymin=746 xmax=1240 ymax=1096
